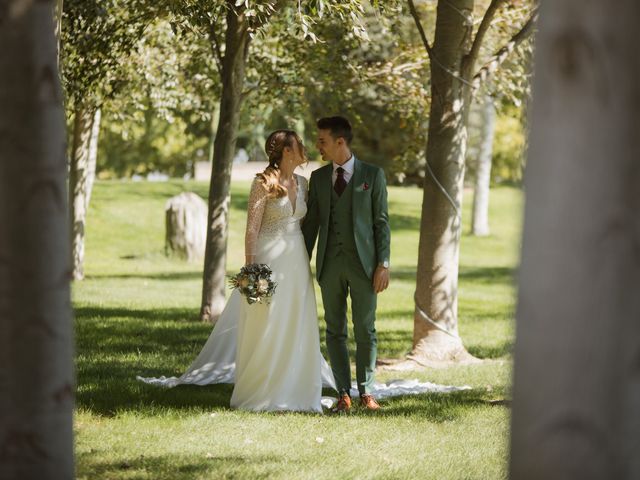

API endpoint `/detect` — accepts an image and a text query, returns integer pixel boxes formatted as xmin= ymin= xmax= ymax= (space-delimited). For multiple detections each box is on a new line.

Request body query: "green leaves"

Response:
xmin=61 ymin=0 xmax=533 ymax=185
xmin=60 ymin=0 xmax=161 ymax=105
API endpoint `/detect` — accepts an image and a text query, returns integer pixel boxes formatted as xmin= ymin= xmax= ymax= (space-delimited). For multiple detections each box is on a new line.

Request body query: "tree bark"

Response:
xmin=54 ymin=0 xmax=63 ymax=65
xmin=86 ymin=107 xmax=100 ymax=208
xmin=200 ymin=4 xmax=250 ymax=323
xmin=471 ymin=94 xmax=495 ymax=236
xmin=207 ymin=103 xmax=220 ymax=164
xmin=510 ymin=2 xmax=640 ymax=478
xmin=406 ymin=0 xmax=480 ymax=366
xmin=0 ymin=2 xmax=75 ymax=478
xmin=69 ymin=102 xmax=99 ymax=281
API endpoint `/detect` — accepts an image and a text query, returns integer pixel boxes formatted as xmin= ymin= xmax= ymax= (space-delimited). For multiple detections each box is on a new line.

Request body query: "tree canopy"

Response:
xmin=60 ymin=0 xmax=533 ymax=183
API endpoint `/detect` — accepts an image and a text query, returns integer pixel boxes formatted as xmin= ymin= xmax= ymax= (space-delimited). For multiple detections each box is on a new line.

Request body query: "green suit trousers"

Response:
xmin=319 ymin=251 xmax=377 ymax=395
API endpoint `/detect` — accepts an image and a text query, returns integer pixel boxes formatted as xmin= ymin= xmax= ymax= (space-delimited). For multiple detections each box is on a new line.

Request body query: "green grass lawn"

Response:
xmin=73 ymin=179 xmax=523 ymax=480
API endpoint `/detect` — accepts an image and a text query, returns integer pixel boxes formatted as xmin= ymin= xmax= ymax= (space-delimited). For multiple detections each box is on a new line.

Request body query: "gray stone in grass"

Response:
xmin=165 ymin=192 xmax=207 ymax=261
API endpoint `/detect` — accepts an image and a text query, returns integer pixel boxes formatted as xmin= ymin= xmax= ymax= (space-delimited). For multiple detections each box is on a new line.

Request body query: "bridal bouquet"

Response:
xmin=228 ymin=263 xmax=277 ymax=305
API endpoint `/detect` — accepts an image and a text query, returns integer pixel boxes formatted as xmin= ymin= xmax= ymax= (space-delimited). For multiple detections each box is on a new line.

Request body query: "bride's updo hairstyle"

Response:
xmin=257 ymin=129 xmax=305 ymax=198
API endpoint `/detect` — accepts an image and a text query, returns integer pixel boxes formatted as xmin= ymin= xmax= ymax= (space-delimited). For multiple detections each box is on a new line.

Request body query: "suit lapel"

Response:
xmin=319 ymin=163 xmax=332 ymax=219
xmin=351 ymin=156 xmax=363 ymax=214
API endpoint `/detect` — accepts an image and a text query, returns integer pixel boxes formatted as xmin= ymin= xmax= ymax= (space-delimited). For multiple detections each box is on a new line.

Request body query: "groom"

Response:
xmin=302 ymin=116 xmax=391 ymax=413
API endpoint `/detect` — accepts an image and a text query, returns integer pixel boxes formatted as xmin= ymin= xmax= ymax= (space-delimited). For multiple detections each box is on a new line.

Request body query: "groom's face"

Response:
xmin=316 ymin=129 xmax=341 ymax=163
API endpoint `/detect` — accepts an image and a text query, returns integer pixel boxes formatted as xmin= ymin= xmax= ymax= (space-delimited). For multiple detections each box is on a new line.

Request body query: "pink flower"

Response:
xmin=363 ymin=182 xmax=369 ymax=191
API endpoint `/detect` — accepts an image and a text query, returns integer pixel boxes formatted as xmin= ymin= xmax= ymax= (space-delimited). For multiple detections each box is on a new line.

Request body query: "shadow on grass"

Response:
xmin=378 ymin=309 xmax=413 ymax=320
xmin=78 ymin=380 xmax=236 ymax=417
xmin=389 ymin=213 xmax=420 ymax=231
xmin=467 ymin=339 xmax=514 ymax=359
xmin=75 ymin=305 xmax=201 ymax=322
xmin=459 ymin=266 xmax=516 ymax=285
xmin=74 ymin=304 xmax=227 ymax=414
xmin=77 ymin=452 xmax=282 ymax=480
xmin=389 ymin=266 xmax=516 ymax=284
xmin=374 ymin=389 xmax=511 ymax=422
xmin=74 ymin=303 xmax=507 ymax=420
xmin=85 ymin=271 xmax=202 ymax=281
xmin=387 ymin=267 xmax=417 ymax=282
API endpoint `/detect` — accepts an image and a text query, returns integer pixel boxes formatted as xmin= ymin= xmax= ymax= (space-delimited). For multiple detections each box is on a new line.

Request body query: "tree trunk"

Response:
xmin=200 ymin=5 xmax=250 ymax=323
xmin=207 ymin=103 xmax=220 ymax=164
xmin=0 ymin=2 xmax=75 ymax=478
xmin=471 ymin=94 xmax=495 ymax=236
xmin=407 ymin=0 xmax=479 ymax=366
xmin=69 ymin=102 xmax=99 ymax=281
xmin=510 ymin=2 xmax=640 ymax=478
xmin=86 ymin=107 xmax=100 ymax=209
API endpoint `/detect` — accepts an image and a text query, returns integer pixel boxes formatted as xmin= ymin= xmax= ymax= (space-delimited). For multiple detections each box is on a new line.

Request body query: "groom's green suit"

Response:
xmin=302 ymin=156 xmax=390 ymax=395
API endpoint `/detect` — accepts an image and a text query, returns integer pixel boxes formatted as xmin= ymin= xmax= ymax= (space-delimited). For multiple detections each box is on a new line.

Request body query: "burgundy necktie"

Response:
xmin=334 ymin=167 xmax=347 ymax=196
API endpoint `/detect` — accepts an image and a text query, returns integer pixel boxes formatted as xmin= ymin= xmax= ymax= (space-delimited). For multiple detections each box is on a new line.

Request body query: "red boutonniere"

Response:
xmin=362 ymin=182 xmax=369 ymax=191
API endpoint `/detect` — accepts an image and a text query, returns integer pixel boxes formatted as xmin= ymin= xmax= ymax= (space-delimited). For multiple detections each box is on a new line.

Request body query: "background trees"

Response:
xmin=405 ymin=0 xmax=537 ymax=367
xmin=470 ymin=94 xmax=496 ymax=237
xmin=75 ymin=2 xmax=530 ymax=191
xmin=61 ymin=0 xmax=159 ymax=279
xmin=167 ymin=2 xmax=278 ymax=321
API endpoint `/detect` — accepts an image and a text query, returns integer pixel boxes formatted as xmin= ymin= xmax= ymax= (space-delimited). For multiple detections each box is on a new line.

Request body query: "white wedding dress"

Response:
xmin=137 ymin=174 xmax=336 ymax=413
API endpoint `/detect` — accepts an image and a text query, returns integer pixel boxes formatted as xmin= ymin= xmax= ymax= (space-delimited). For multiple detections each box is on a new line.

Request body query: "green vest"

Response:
xmin=301 ymin=157 xmax=391 ymax=281
xmin=326 ymin=179 xmax=358 ymax=258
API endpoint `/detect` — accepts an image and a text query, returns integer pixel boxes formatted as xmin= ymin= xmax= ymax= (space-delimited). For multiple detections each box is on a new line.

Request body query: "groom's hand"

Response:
xmin=372 ymin=266 xmax=390 ymax=293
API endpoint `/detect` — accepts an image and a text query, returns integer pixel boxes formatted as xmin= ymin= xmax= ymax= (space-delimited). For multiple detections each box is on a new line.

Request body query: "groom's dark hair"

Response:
xmin=317 ymin=116 xmax=353 ymax=145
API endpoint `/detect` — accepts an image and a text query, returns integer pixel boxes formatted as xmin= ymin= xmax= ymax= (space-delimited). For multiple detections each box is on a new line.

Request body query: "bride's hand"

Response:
xmin=245 ymin=255 xmax=256 ymax=265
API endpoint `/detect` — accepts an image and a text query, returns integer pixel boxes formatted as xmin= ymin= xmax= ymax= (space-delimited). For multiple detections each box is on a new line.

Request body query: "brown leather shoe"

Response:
xmin=360 ymin=394 xmax=380 ymax=411
xmin=332 ymin=393 xmax=352 ymax=414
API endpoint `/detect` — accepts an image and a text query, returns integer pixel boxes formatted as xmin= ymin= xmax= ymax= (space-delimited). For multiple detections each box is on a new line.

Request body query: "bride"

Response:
xmin=138 ymin=129 xmax=336 ymax=413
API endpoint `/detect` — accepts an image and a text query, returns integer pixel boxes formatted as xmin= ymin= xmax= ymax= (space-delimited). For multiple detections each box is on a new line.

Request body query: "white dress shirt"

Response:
xmin=332 ymin=154 xmax=355 ymax=186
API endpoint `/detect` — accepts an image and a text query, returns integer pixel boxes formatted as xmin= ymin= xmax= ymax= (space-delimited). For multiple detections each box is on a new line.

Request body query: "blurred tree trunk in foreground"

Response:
xmin=0 ymin=1 xmax=75 ymax=478
xmin=510 ymin=1 xmax=640 ymax=478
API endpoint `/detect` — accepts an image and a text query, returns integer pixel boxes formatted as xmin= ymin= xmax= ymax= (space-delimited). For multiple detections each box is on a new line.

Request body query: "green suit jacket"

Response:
xmin=302 ymin=156 xmax=391 ymax=281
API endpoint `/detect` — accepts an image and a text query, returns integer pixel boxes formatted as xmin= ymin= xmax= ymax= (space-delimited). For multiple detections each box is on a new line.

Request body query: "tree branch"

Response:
xmin=467 ymin=0 xmax=505 ymax=67
xmin=407 ymin=0 xmax=433 ymax=60
xmin=367 ymin=60 xmax=429 ymax=77
xmin=471 ymin=6 xmax=539 ymax=92
xmin=408 ymin=0 xmax=476 ymax=88
xmin=208 ymin=22 xmax=223 ymax=76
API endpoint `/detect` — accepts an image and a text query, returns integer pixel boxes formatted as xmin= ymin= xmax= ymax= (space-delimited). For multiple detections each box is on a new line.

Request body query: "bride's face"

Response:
xmin=283 ymin=140 xmax=307 ymax=168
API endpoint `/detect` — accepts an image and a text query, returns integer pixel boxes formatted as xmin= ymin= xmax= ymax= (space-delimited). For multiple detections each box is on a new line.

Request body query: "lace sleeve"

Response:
xmin=245 ymin=178 xmax=268 ymax=260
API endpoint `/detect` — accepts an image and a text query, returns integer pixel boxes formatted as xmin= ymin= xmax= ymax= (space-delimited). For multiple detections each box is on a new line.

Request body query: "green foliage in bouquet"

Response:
xmin=228 ymin=264 xmax=277 ymax=305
